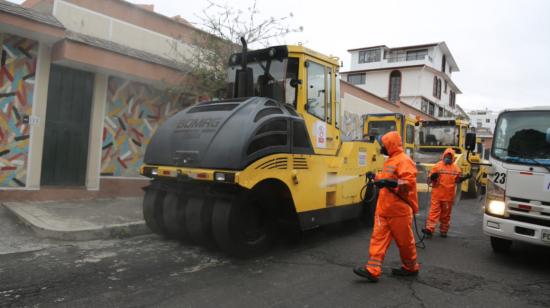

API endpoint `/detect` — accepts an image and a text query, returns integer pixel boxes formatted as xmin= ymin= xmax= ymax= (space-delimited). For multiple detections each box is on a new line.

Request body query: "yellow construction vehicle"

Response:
xmin=415 ymin=119 xmax=486 ymax=198
xmin=363 ymin=113 xmax=418 ymax=158
xmin=139 ymin=41 xmax=384 ymax=256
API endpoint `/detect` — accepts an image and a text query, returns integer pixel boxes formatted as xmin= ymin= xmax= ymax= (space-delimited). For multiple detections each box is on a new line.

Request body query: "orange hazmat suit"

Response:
xmin=364 ymin=131 xmax=420 ymax=278
xmin=425 ymin=148 xmax=462 ymax=234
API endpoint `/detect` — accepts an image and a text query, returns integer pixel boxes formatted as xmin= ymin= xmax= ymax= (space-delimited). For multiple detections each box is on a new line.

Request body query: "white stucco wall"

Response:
xmin=53 ymin=0 xmax=194 ymax=60
xmin=345 ymin=68 xmax=422 ymax=102
xmin=340 ymin=92 xmax=391 ymax=140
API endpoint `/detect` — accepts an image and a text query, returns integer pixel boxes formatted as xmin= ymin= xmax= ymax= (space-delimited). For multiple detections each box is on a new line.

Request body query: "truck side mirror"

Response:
xmin=465 ymin=132 xmax=476 ymax=151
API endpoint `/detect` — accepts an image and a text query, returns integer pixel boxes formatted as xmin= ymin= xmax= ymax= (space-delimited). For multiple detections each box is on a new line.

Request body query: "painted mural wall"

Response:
xmin=342 ymin=110 xmax=363 ymax=141
xmin=101 ymin=77 xmax=185 ymax=177
xmin=0 ymin=33 xmax=37 ymax=188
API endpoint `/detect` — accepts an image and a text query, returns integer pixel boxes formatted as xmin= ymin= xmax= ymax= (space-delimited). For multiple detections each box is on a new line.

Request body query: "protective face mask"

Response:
xmin=444 ymin=157 xmax=452 ymax=164
xmin=380 ymin=146 xmax=388 ymax=156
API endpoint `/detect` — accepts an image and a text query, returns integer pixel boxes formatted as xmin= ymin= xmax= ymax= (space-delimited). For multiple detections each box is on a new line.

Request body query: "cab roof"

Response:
xmin=287 ymin=45 xmax=340 ymax=66
xmin=501 ymin=106 xmax=550 ymax=112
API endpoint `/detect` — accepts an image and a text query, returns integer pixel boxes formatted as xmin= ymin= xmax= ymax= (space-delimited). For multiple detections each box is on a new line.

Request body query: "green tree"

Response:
xmin=170 ymin=0 xmax=302 ymax=101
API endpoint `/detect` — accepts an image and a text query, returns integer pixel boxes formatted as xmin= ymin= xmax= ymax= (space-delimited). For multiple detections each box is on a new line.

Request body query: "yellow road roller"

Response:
xmin=140 ymin=41 xmax=384 ymax=256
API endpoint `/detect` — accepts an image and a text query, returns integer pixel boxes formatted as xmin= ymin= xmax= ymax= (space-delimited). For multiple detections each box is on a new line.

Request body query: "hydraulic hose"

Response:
xmin=376 ymin=181 xmax=427 ymax=249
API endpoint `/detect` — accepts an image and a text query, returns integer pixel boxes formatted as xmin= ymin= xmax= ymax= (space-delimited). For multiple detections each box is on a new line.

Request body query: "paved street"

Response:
xmin=1 ymin=198 xmax=549 ymax=308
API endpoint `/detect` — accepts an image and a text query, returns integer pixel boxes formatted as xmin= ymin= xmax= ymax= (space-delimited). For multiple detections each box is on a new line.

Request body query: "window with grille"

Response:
xmin=347 ymin=73 xmax=365 ymax=85
xmin=358 ymin=49 xmax=381 ymax=63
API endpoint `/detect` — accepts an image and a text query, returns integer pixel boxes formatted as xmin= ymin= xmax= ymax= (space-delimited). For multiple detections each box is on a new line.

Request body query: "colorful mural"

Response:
xmin=0 ymin=33 xmax=37 ymax=187
xmin=342 ymin=110 xmax=363 ymax=141
xmin=101 ymin=77 xmax=186 ymax=177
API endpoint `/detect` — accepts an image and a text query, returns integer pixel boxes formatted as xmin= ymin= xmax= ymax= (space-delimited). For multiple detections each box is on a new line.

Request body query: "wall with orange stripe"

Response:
xmin=0 ymin=33 xmax=37 ymax=188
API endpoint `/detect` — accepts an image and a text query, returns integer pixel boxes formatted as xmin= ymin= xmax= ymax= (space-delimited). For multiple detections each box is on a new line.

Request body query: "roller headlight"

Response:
xmin=487 ymin=200 xmax=506 ymax=216
xmin=215 ymin=172 xmax=226 ymax=182
xmin=214 ymin=172 xmax=235 ymax=183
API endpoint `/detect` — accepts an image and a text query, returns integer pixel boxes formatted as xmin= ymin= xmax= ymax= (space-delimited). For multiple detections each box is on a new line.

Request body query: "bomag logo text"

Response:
xmin=176 ymin=118 xmax=222 ymax=129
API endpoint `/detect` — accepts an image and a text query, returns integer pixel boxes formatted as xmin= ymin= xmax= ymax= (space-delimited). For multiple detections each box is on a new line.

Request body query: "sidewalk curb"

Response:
xmin=2 ymin=202 xmax=150 ymax=241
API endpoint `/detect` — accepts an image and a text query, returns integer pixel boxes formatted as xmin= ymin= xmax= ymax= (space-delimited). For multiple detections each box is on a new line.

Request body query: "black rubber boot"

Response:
xmin=440 ymin=232 xmax=448 ymax=238
xmin=421 ymin=228 xmax=433 ymax=238
xmin=391 ymin=267 xmax=419 ymax=277
xmin=353 ymin=267 xmax=379 ymax=282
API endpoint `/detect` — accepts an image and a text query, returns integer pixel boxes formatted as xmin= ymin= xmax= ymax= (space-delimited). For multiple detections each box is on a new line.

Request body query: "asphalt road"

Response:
xmin=1 ymin=198 xmax=549 ymax=308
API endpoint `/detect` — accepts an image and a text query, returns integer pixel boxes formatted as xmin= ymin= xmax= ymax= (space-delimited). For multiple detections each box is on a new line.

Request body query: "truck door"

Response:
xmin=305 ymin=60 xmax=338 ymax=154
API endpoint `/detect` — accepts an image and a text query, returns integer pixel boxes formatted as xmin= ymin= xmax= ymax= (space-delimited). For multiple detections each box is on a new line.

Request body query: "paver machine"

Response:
xmin=140 ymin=41 xmax=384 ymax=256
xmin=363 ymin=113 xmax=418 ymax=158
xmin=415 ymin=119 xmax=486 ymax=198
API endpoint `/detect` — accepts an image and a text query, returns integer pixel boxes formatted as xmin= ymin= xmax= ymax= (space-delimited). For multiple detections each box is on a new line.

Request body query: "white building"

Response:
xmin=467 ymin=109 xmax=499 ymax=133
xmin=341 ymin=42 xmax=462 ymax=119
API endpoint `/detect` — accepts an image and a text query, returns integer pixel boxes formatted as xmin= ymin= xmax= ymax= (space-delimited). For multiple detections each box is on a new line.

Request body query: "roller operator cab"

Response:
xmin=466 ymin=107 xmax=550 ymax=253
xmin=140 ymin=44 xmax=384 ymax=257
xmin=414 ymin=119 xmax=485 ymax=198
xmin=363 ymin=113 xmax=418 ymax=158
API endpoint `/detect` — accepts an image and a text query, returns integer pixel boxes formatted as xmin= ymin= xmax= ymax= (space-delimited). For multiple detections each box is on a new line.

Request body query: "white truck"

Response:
xmin=466 ymin=106 xmax=550 ymax=253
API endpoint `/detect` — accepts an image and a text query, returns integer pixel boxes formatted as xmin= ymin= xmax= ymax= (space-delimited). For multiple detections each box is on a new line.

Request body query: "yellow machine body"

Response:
xmin=363 ymin=113 xmax=418 ymax=158
xmin=414 ymin=119 xmax=486 ymax=197
xmin=140 ymin=45 xmax=384 ymax=239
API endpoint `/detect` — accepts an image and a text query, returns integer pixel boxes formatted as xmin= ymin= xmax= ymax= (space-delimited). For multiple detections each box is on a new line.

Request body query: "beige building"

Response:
xmin=0 ymin=0 xmax=204 ymax=200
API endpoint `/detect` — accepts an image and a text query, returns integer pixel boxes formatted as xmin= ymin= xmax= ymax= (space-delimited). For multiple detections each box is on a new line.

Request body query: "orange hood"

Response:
xmin=442 ymin=148 xmax=456 ymax=161
xmin=381 ymin=131 xmax=403 ymax=157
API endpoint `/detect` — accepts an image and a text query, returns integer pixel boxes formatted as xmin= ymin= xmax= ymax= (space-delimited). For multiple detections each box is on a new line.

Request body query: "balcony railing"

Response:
xmin=386 ymin=54 xmax=429 ymax=63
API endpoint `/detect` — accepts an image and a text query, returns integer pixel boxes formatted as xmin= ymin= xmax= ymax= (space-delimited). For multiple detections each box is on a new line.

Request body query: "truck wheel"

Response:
xmin=143 ymin=189 xmax=167 ymax=235
xmin=490 ymin=237 xmax=512 ymax=253
xmin=185 ymin=197 xmax=216 ymax=247
xmin=212 ymin=195 xmax=271 ymax=257
xmin=162 ymin=192 xmax=189 ymax=240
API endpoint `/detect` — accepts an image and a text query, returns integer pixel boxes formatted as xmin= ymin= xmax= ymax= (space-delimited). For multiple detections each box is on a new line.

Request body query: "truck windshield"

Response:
xmin=418 ymin=126 xmax=459 ymax=147
xmin=226 ymin=58 xmax=299 ymax=107
xmin=493 ymin=111 xmax=550 ymax=166
xmin=367 ymin=121 xmax=397 ymax=137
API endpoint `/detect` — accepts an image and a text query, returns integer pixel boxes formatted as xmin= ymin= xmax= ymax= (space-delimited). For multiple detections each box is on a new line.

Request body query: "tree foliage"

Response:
xmin=171 ymin=0 xmax=302 ymax=101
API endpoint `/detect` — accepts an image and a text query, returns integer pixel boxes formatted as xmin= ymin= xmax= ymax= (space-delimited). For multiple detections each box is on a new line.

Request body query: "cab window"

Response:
xmin=406 ymin=124 xmax=415 ymax=144
xmin=306 ymin=61 xmax=326 ymax=121
xmin=326 ymin=69 xmax=332 ymax=124
xmin=335 ymin=73 xmax=341 ymax=128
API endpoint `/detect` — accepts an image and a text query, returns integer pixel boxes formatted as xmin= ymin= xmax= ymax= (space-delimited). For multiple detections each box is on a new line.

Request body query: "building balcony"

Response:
xmin=349 ymin=55 xmax=433 ymax=72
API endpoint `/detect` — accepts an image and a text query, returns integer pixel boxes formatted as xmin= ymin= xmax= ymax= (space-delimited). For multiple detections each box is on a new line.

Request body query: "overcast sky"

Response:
xmin=11 ymin=0 xmax=550 ymax=111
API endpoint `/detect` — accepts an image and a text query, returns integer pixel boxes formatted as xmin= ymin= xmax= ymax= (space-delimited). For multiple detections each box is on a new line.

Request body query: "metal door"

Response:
xmin=41 ymin=65 xmax=94 ymax=186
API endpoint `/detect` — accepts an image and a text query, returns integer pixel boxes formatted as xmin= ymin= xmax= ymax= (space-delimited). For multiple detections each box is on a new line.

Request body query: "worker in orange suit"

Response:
xmin=422 ymin=148 xmax=471 ymax=238
xmin=353 ymin=131 xmax=420 ymax=282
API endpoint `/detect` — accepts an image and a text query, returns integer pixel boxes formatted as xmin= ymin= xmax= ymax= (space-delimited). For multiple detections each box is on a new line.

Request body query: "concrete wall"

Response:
xmin=0 ymin=33 xmax=39 ymax=188
xmin=53 ymin=0 xmax=194 ymax=61
xmin=85 ymin=73 xmax=108 ymax=190
xmin=26 ymin=41 xmax=52 ymax=190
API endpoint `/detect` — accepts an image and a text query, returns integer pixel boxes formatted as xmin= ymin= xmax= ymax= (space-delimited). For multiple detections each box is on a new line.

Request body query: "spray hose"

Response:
xmin=369 ymin=177 xmax=427 ymax=249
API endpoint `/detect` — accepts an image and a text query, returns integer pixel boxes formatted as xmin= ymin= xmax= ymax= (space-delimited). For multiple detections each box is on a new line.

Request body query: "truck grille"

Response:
xmin=510 ymin=197 xmax=550 ymax=207
xmin=509 ymin=214 xmax=550 ymax=228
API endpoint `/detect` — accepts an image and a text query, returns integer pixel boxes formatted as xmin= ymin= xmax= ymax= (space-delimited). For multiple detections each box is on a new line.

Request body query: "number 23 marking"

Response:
xmin=494 ymin=172 xmax=506 ymax=184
